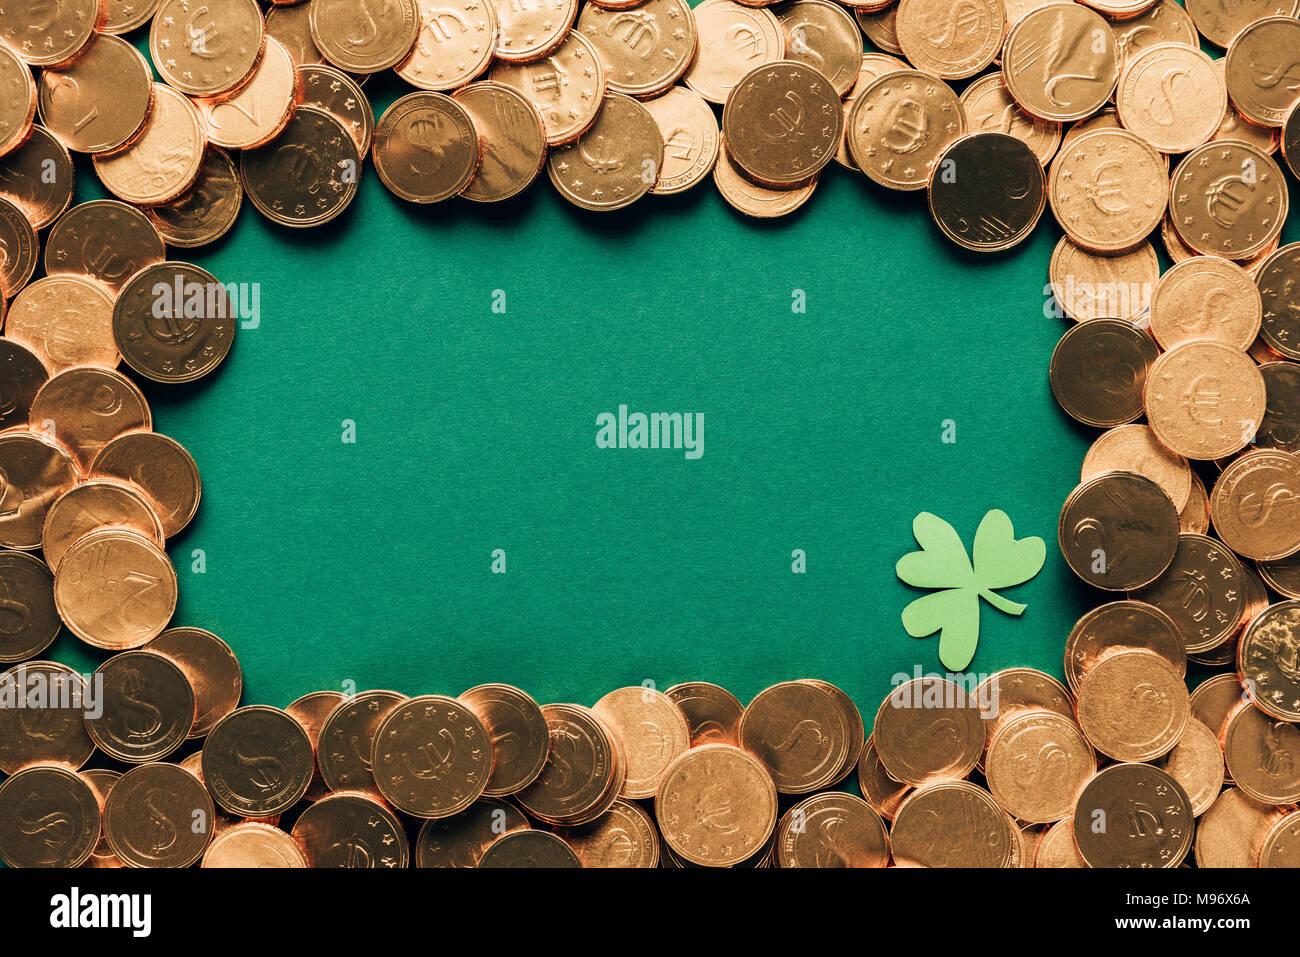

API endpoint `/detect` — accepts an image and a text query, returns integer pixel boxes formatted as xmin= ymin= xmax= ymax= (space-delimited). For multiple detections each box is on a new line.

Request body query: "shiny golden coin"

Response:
xmin=1238 ymin=601 xmax=1300 ymax=722
xmin=1191 ymin=672 xmax=1247 ymax=738
xmin=55 ymin=529 xmax=177 ymax=650
xmin=415 ymin=796 xmax=529 ymax=867
xmin=683 ymin=0 xmax=784 ymax=105
xmin=834 ymin=53 xmax=909 ymax=170
xmin=986 ymin=710 xmax=1094 ymax=824
xmin=1260 ymin=553 xmax=1300 ymax=600
xmin=974 ymin=667 xmax=1074 ymax=745
xmin=641 ymin=86 xmax=720 ymax=195
xmin=0 ymin=125 xmax=74 ymax=229
xmin=113 ymin=261 xmax=237 ymax=385
xmin=458 ymin=683 xmax=548 ymax=796
xmin=6 ymin=274 xmax=117 ymax=374
xmin=740 ymin=680 xmax=849 ymax=794
xmin=516 ymin=703 xmax=623 ymax=824
xmin=1035 ymin=815 xmax=1086 ymax=867
xmin=713 ymin=147 xmax=817 ymax=217
xmin=1073 ymin=763 xmax=1192 ymax=867
xmin=1134 ymin=533 xmax=1246 ymax=654
xmin=28 ymin=367 xmax=151 ymax=471
xmin=150 ymin=0 xmax=264 ymax=96
xmin=895 ymin=0 xmax=1003 ymax=81
xmin=202 ymin=821 xmax=306 ymax=868
xmin=556 ymin=798 xmax=660 ymax=868
xmin=1110 ymin=0 xmax=1194 ymax=66
xmin=0 ymin=0 xmax=101 ymax=67
xmin=45 ymin=200 xmax=165 ymax=294
xmin=655 ymin=743 xmax=777 ymax=867
xmin=451 ymin=81 xmax=546 ymax=202
xmin=489 ymin=31 xmax=607 ymax=145
xmin=593 ymin=686 xmax=689 ymax=799
xmin=0 ymin=339 xmax=46 ymax=433
xmin=372 ymin=695 xmax=491 ymax=818
xmin=1058 ymin=470 xmax=1179 ymax=590
xmin=1180 ymin=471 xmax=1211 ymax=534
xmin=265 ymin=1 xmax=323 ymax=67
xmin=1157 ymin=718 xmax=1224 ymax=817
xmin=94 ymin=84 xmax=206 ymax=206
xmin=1185 ymin=0 xmax=1297 ymax=48
xmin=398 ymin=0 xmax=497 ymax=91
xmin=1222 ymin=700 xmax=1300 ymax=804
xmin=800 ymin=678 xmax=863 ymax=785
xmin=0 ymin=431 xmax=80 ymax=551
xmin=491 ymin=0 xmax=578 ymax=62
xmin=42 ymin=480 xmax=165 ymax=571
xmin=928 ymin=131 xmax=1045 ymax=252
xmin=91 ymin=432 xmax=202 ymax=539
xmin=664 ymin=680 xmax=743 ymax=746
xmin=104 ymin=0 xmax=162 ymax=35
xmin=1076 ymin=648 xmax=1189 ymax=761
xmin=1170 ymin=142 xmax=1287 ymax=260
xmin=773 ymin=0 xmax=860 ymax=96
xmin=318 ymin=689 xmax=405 ymax=797
xmin=1063 ymin=600 xmax=1185 ymax=693
xmin=856 ymin=735 xmax=909 ymax=821
xmin=1224 ymin=17 xmax=1300 ymax=129
xmin=241 ymin=106 xmax=360 ymax=228
xmin=892 ymin=780 xmax=1014 ymax=867
xmin=872 ymin=677 xmax=983 ymax=787
xmin=960 ymin=73 xmax=1061 ymax=167
xmin=847 ymin=69 xmax=966 ymax=192
xmin=1048 ymin=237 xmax=1155 ymax=324
xmin=1003 ymin=3 xmax=1119 ymax=122
xmin=0 ymin=661 xmax=95 ymax=772
xmin=1286 ymin=101 xmax=1300 ymax=178
xmin=1211 ymin=450 xmax=1300 ymax=562
xmin=286 ymin=689 xmax=345 ymax=803
xmin=0 ymin=36 xmax=36 ymax=159
xmin=86 ymin=650 xmax=194 ymax=762
xmin=1144 ymin=340 xmax=1265 ymax=460
xmin=81 ymin=768 xmax=123 ymax=868
xmin=0 ymin=552 xmax=60 ymax=662
xmin=775 ymin=791 xmax=889 ymax=868
xmin=37 ymin=34 xmax=152 ymax=155
xmin=144 ymin=147 xmax=244 ymax=249
xmin=1081 ymin=425 xmax=1190 ymax=513
xmin=373 ymin=92 xmax=480 ymax=204
xmin=0 ymin=197 xmax=38 ymax=298
xmin=1258 ymin=244 xmax=1300 ymax=361
xmin=144 ymin=627 xmax=241 ymax=738
xmin=1260 ymin=809 xmax=1300 ymax=868
xmin=103 ymin=762 xmax=214 ymax=868
xmin=854 ymin=4 xmax=902 ymax=55
xmin=1258 ymin=361 xmax=1300 ymax=455
xmin=297 ymin=65 xmax=374 ymax=157
xmin=195 ymin=36 xmax=298 ymax=150
xmin=1048 ymin=129 xmax=1167 ymax=253
xmin=479 ymin=829 xmax=582 ymax=867
xmin=1061 ymin=108 xmax=1131 ymax=155
xmin=1116 ymin=43 xmax=1223 ymax=154
xmin=1196 ymin=787 xmax=1286 ymax=867
xmin=310 ymin=0 xmax=420 ymax=73
xmin=579 ymin=0 xmax=696 ymax=98
xmin=1149 ymin=256 xmax=1262 ymax=353
xmin=1213 ymin=57 xmax=1280 ymax=154
xmin=291 ymin=791 xmax=409 ymax=867
xmin=548 ymin=92 xmax=662 ymax=210
xmin=204 ymin=705 xmax=313 ymax=816
xmin=0 ymin=765 xmax=99 ymax=867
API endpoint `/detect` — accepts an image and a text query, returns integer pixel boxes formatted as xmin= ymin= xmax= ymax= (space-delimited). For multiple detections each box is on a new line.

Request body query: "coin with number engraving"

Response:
xmin=104 ymin=761 xmax=215 ymax=868
xmin=194 ymin=36 xmax=299 ymax=150
xmin=37 ymin=35 xmax=154 ymax=155
xmin=0 ymin=765 xmax=100 ymax=868
xmin=86 ymin=650 xmax=195 ymax=763
xmin=203 ymin=705 xmax=314 ymax=817
xmin=490 ymin=31 xmax=607 ymax=145
xmin=54 ymin=529 xmax=177 ymax=650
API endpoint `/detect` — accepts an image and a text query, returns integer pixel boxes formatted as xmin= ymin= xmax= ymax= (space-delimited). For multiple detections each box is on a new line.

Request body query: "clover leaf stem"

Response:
xmin=979 ymin=589 xmax=1027 ymax=617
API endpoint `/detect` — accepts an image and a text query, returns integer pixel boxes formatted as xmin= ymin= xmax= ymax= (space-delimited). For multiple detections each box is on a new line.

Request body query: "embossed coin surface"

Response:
xmin=292 ymin=791 xmax=410 ymax=867
xmin=664 ymin=681 xmax=743 ymax=746
xmin=723 ymin=61 xmax=840 ymax=188
xmin=895 ymin=0 xmax=1004 ymax=81
xmin=104 ymin=761 xmax=215 ymax=868
xmin=929 ymin=132 xmax=1046 ymax=252
xmin=1002 ymin=3 xmax=1119 ymax=122
xmin=1257 ymin=244 xmax=1300 ymax=361
xmin=310 ymin=0 xmax=420 ymax=73
xmin=372 ymin=695 xmax=492 ymax=818
xmin=0 ymin=0 xmax=101 ymax=68
xmin=85 ymin=650 xmax=195 ymax=763
xmin=149 ymin=0 xmax=264 ymax=96
xmin=547 ymin=92 xmax=663 ymax=211
xmin=1048 ymin=128 xmax=1166 ymax=253
xmin=1076 ymin=649 xmax=1189 ymax=762
xmin=194 ymin=36 xmax=299 ymax=151
xmin=1149 ymin=256 xmax=1262 ymax=352
xmin=0 ymin=432 xmax=80 ymax=551
xmin=0 ymin=198 xmax=38 ymax=297
xmin=684 ymin=0 xmax=784 ymax=105
xmin=1145 ymin=340 xmax=1265 ymax=461
xmin=1211 ymin=450 xmax=1300 ymax=562
xmin=0 ymin=765 xmax=99 ymax=868
xmin=1116 ymin=43 xmax=1223 ymax=154
xmin=1170 ymin=142 xmax=1287 ymax=260
xmin=0 ymin=125 xmax=74 ymax=228
xmin=1237 ymin=601 xmax=1300 ymax=723
xmin=1072 ymin=763 xmax=1192 ymax=867
xmin=0 ymin=37 xmax=36 ymax=159
xmin=45 ymin=200 xmax=165 ymax=294
xmin=1063 ymin=602 xmax=1184 ymax=692
xmin=713 ymin=148 xmax=817 ymax=217
xmin=202 ymin=821 xmax=307 ymax=868
xmin=54 ymin=529 xmax=177 ymax=650
xmin=0 ymin=554 xmax=61 ymax=663
xmin=452 ymin=82 xmax=548 ymax=203
xmin=93 ymin=84 xmax=206 ymax=207
xmin=398 ymin=0 xmax=497 ymax=92
xmin=113 ymin=261 xmax=237 ymax=385
xmin=41 ymin=480 xmax=165 ymax=571
xmin=847 ymin=69 xmax=966 ymax=192
xmin=1057 ymin=470 xmax=1179 ymax=590
xmin=579 ymin=0 xmax=696 ymax=98
xmin=515 ymin=703 xmax=623 ymax=825
xmin=0 ymin=661 xmax=95 ymax=773
xmin=1081 ymin=425 xmax=1190 ymax=512
xmin=655 ymin=744 xmax=777 ymax=867
xmin=872 ymin=677 xmax=983 ymax=787
xmin=491 ymin=0 xmax=578 ymax=62
xmin=318 ymin=689 xmax=406 ymax=797
xmin=1222 ymin=701 xmax=1300 ymax=804
xmin=38 ymin=34 xmax=154 ymax=154
xmin=415 ymin=796 xmax=529 ymax=867
xmin=241 ymin=106 xmax=361 ymax=228
xmin=960 ymin=73 xmax=1062 ymax=167
xmin=459 ymin=683 xmax=549 ymax=796
xmin=741 ymin=680 xmax=850 ymax=794
xmin=144 ymin=148 xmax=244 ymax=249
xmin=1049 ymin=318 xmax=1159 ymax=429
xmin=91 ymin=432 xmax=201 ymax=539
xmin=775 ymin=791 xmax=889 ymax=868
xmin=6 ymin=274 xmax=118 ymax=375
xmin=203 ymin=705 xmax=314 ymax=817
xmin=1224 ymin=17 xmax=1300 ymax=129
xmin=593 ymin=686 xmax=690 ymax=799
xmin=891 ymin=780 xmax=1014 ymax=867
xmin=145 ymin=627 xmax=242 ymax=738
xmin=374 ymin=92 xmax=481 ymax=204
xmin=1134 ymin=534 xmax=1246 ymax=654
xmin=556 ymin=798 xmax=660 ymax=868
xmin=478 ymin=829 xmax=582 ymax=867
xmin=489 ymin=32 xmax=607 ymax=145
xmin=297 ymin=65 xmax=374 ymax=157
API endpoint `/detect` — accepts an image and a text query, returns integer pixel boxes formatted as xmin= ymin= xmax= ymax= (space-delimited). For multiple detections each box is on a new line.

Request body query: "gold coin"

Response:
xmin=94 ymin=84 xmax=205 ymax=206
xmin=0 ymin=37 xmax=35 ymax=160
xmin=1116 ymin=43 xmax=1224 ymax=155
xmin=834 ymin=53 xmax=909 ymax=170
xmin=1110 ymin=0 xmax=1195 ymax=67
xmin=892 ymin=780 xmax=1014 ymax=867
xmin=1079 ymin=0 xmax=1160 ymax=15
xmin=775 ymin=791 xmax=889 ymax=868
xmin=150 ymin=0 xmax=265 ymax=96
xmin=203 ymin=705 xmax=314 ymax=816
xmin=42 ymin=480 xmax=165 ymax=571
xmin=1180 ymin=471 xmax=1211 ymax=534
xmin=292 ymin=791 xmax=410 ymax=867
xmin=1191 ymin=672 xmax=1247 ymax=737
xmin=895 ymin=0 xmax=1004 ymax=81
xmin=0 ymin=197 xmax=37 ymax=298
xmin=1286 ymin=100 xmax=1300 ymax=177
xmin=1058 ymin=470 xmax=1179 ymax=590
xmin=664 ymin=680 xmax=743 ymax=746
xmin=1259 ymin=809 xmax=1300 ymax=868
xmin=556 ymin=798 xmax=660 ymax=867
xmin=800 ymin=678 xmax=863 ymax=785
xmin=286 ymin=690 xmax=345 ymax=803
xmin=452 ymin=81 xmax=547 ymax=202
xmin=241 ymin=105 xmax=361 ymax=227
xmin=683 ymin=0 xmax=784 ymax=105
xmin=1170 ymin=141 xmax=1287 ymax=260
xmin=1034 ymin=815 xmax=1086 ymax=867
xmin=1135 ymin=534 xmax=1246 ymax=656
xmin=91 ymin=431 xmax=202 ymax=538
xmin=1238 ymin=600 xmax=1300 ymax=723
xmin=1080 ymin=425 xmax=1190 ymax=512
xmin=974 ymin=667 xmax=1074 ymax=746
xmin=297 ymin=64 xmax=375 ymax=157
xmin=641 ymin=86 xmax=720 ymax=194
xmin=1260 ymin=553 xmax=1300 ymax=600
xmin=202 ymin=821 xmax=306 ymax=868
xmin=0 ymin=0 xmax=102 ymax=68
xmin=458 ymin=683 xmax=549 ymax=795
xmin=1002 ymin=3 xmax=1119 ymax=123
xmin=1048 ymin=128 xmax=1166 ymax=253
xmin=82 ymin=768 xmax=123 ymax=868
xmin=1213 ymin=57 xmax=1280 ymax=155
xmin=846 ymin=69 xmax=966 ymax=192
xmin=103 ymin=761 xmax=215 ymax=868
xmin=1185 ymin=0 xmax=1298 ymax=49
xmin=579 ymin=0 xmax=696 ymax=98
xmin=86 ymin=649 xmax=195 ymax=762
xmin=1157 ymin=718 xmax=1224 ymax=817
xmin=0 ymin=124 xmax=74 ymax=229
xmin=960 ymin=73 xmax=1062 ymax=167
xmin=195 ymin=36 xmax=299 ymax=150
xmin=740 ymin=680 xmax=850 ymax=794
xmin=398 ymin=0 xmax=497 ymax=91
xmin=490 ymin=31 xmax=607 ymax=146
xmin=0 ymin=553 xmax=60 ymax=662
xmin=713 ymin=147 xmax=817 ymax=217
xmin=144 ymin=147 xmax=244 ymax=249
xmin=0 ymin=765 xmax=99 ymax=867
xmin=1072 ymin=762 xmax=1192 ymax=867
xmin=1224 ymin=16 xmax=1300 ymax=129
xmin=310 ymin=0 xmax=419 ymax=73
xmin=1076 ymin=648 xmax=1189 ymax=761
xmin=856 ymin=735 xmax=910 ymax=821
xmin=1064 ymin=600 xmax=1185 ymax=693
xmin=1195 ymin=787 xmax=1286 ymax=867
xmin=1149 ymin=256 xmax=1262 ymax=353
xmin=774 ymin=0 xmax=861 ymax=96
xmin=515 ymin=703 xmax=624 ymax=824
xmin=375 ymin=92 xmax=481 ymax=204
xmin=37 ymin=34 xmax=153 ymax=155
xmin=1211 ymin=450 xmax=1300 ymax=561
xmin=54 ymin=529 xmax=177 ymax=650
xmin=1049 ymin=237 xmax=1155 ymax=325
xmin=415 ymin=796 xmax=529 ymax=867
xmin=104 ymin=0 xmax=162 ymax=35
xmin=928 ymin=131 xmax=1046 ymax=252
xmin=490 ymin=0 xmax=578 ymax=62
xmin=28 ymin=367 xmax=152 ymax=471
xmin=1222 ymin=700 xmax=1300 ymax=803
xmin=0 ymin=431 xmax=80 ymax=551
xmin=45 ymin=200 xmax=165 ymax=294
xmin=986 ymin=709 xmax=1094 ymax=824
xmin=872 ymin=677 xmax=983 ymax=787
xmin=547 ymin=91 xmax=663 ymax=210
xmin=0 ymin=661 xmax=95 ymax=772
xmin=592 ymin=686 xmax=689 ymax=799
xmin=1258 ymin=244 xmax=1300 ymax=361
xmin=478 ymin=829 xmax=582 ymax=867
xmin=854 ymin=3 xmax=902 ymax=55
xmin=0 ymin=339 xmax=47 ymax=435
xmin=114 ymin=261 xmax=237 ymax=385
xmin=1144 ymin=340 xmax=1265 ymax=460
xmin=265 ymin=1 xmax=324 ymax=67
xmin=5 ymin=274 xmax=117 ymax=375
xmin=144 ymin=627 xmax=241 ymax=739
xmin=1259 ymin=361 xmax=1300 ymax=454
xmin=371 ymin=694 xmax=492 ymax=818
xmin=655 ymin=743 xmax=777 ymax=867
xmin=318 ymin=689 xmax=406 ymax=797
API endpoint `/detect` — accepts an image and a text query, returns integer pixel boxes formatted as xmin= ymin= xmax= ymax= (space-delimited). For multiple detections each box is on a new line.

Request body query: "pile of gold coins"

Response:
xmin=3 ymin=0 xmax=1300 ymax=867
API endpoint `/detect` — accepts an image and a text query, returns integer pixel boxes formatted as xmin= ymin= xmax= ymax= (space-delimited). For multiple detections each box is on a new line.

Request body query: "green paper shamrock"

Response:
xmin=895 ymin=510 xmax=1046 ymax=672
